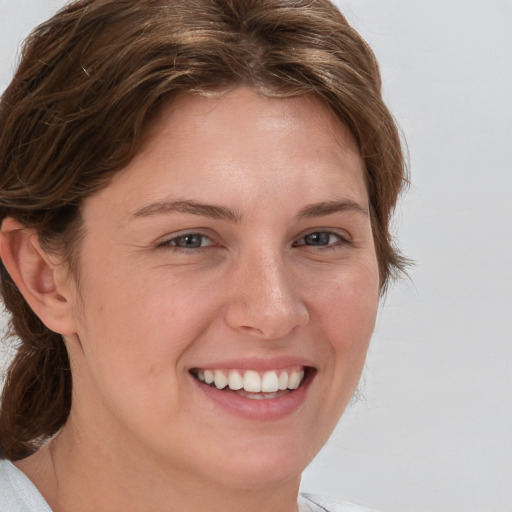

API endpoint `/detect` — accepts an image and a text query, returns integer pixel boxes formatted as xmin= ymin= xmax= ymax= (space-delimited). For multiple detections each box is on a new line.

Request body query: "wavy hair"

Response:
xmin=0 ymin=0 xmax=407 ymax=460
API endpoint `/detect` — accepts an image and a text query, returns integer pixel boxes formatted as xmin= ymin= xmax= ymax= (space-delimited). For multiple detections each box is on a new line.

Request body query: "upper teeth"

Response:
xmin=195 ymin=367 xmax=305 ymax=393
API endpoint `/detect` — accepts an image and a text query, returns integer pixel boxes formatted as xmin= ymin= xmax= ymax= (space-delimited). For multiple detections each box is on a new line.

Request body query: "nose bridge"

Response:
xmin=254 ymin=250 xmax=291 ymax=312
xmin=225 ymin=246 xmax=309 ymax=338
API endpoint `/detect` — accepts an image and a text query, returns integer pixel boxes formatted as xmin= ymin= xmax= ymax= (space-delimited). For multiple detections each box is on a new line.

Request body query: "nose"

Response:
xmin=224 ymin=251 xmax=309 ymax=340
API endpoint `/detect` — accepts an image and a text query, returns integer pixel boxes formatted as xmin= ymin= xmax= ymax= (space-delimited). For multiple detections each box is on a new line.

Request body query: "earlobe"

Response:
xmin=0 ymin=217 xmax=77 ymax=335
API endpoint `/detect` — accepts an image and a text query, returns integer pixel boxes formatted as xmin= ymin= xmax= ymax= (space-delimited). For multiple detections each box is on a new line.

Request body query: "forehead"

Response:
xmin=144 ymin=87 xmax=361 ymax=159
xmin=82 ymin=86 xmax=368 ymax=225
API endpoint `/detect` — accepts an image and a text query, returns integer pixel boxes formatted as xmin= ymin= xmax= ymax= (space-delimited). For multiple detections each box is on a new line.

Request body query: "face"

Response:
xmin=63 ymin=87 xmax=380 ymax=490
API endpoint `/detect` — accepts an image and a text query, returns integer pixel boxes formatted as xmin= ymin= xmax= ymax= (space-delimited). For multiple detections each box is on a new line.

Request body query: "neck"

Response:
xmin=16 ymin=417 xmax=302 ymax=512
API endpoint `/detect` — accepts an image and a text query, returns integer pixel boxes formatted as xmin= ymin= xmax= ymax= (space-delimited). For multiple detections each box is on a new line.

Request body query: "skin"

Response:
xmin=6 ymin=87 xmax=380 ymax=512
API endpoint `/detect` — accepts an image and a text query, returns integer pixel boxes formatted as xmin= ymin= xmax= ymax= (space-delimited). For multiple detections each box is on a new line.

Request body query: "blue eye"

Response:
xmin=304 ymin=232 xmax=333 ymax=246
xmin=161 ymin=233 xmax=213 ymax=249
xmin=293 ymin=231 xmax=347 ymax=248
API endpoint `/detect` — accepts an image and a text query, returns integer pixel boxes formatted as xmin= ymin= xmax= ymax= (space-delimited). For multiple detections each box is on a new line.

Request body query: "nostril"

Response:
xmin=239 ymin=325 xmax=265 ymax=334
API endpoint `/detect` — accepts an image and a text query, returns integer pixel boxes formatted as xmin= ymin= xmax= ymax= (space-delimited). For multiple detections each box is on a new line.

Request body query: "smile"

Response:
xmin=191 ymin=366 xmax=306 ymax=397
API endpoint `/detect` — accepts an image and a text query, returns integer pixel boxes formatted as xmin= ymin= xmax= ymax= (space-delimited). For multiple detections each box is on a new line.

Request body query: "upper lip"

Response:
xmin=189 ymin=356 xmax=315 ymax=372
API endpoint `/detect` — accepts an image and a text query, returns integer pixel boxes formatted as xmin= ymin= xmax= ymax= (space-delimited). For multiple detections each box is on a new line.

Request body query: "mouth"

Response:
xmin=190 ymin=366 xmax=309 ymax=400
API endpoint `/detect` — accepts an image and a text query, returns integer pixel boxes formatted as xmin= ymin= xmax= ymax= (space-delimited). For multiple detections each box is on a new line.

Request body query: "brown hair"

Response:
xmin=0 ymin=0 xmax=407 ymax=460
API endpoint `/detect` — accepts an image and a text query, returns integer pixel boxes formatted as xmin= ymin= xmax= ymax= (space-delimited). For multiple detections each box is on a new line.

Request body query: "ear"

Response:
xmin=0 ymin=217 xmax=77 ymax=335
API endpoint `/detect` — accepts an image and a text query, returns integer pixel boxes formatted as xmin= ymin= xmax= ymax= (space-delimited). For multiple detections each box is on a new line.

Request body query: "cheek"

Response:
xmin=72 ymin=263 xmax=219 ymax=384
xmin=311 ymin=261 xmax=380 ymax=366
xmin=295 ymin=263 xmax=379 ymax=448
xmin=316 ymin=256 xmax=379 ymax=318
xmin=70 ymin=288 xmax=187 ymax=430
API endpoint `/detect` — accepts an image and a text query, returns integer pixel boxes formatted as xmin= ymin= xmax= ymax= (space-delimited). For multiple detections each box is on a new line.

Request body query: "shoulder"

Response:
xmin=299 ymin=492 xmax=379 ymax=512
xmin=0 ymin=459 xmax=52 ymax=512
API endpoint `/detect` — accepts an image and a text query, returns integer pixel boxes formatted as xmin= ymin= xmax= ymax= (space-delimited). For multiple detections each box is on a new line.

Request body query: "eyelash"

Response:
xmin=158 ymin=229 xmax=351 ymax=253
xmin=158 ymin=231 xmax=214 ymax=251
xmin=293 ymin=230 xmax=351 ymax=250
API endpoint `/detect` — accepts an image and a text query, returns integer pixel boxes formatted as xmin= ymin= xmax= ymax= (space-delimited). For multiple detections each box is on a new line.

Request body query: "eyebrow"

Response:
xmin=131 ymin=198 xmax=368 ymax=222
xmin=132 ymin=200 xmax=242 ymax=222
xmin=297 ymin=200 xmax=368 ymax=219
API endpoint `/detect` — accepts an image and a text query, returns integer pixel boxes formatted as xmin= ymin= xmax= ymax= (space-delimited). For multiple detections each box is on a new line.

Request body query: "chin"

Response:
xmin=203 ymin=432 xmax=321 ymax=491
xmin=207 ymin=455 xmax=306 ymax=491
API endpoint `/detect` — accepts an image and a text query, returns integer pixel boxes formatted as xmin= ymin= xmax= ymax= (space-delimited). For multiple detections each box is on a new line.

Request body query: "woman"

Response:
xmin=0 ymin=1 xmax=407 ymax=511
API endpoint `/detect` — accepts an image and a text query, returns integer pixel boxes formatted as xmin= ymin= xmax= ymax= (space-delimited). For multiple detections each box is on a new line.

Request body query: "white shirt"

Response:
xmin=0 ymin=459 xmax=376 ymax=512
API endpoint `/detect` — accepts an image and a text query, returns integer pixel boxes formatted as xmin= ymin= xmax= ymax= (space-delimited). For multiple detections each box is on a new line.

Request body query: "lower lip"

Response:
xmin=191 ymin=371 xmax=314 ymax=421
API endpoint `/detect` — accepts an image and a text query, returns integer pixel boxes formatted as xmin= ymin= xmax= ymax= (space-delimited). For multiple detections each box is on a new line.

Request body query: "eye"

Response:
xmin=159 ymin=232 xmax=214 ymax=250
xmin=293 ymin=230 xmax=349 ymax=248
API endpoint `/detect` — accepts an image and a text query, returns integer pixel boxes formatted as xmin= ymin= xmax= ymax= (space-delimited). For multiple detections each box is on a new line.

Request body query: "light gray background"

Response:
xmin=1 ymin=2 xmax=511 ymax=512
